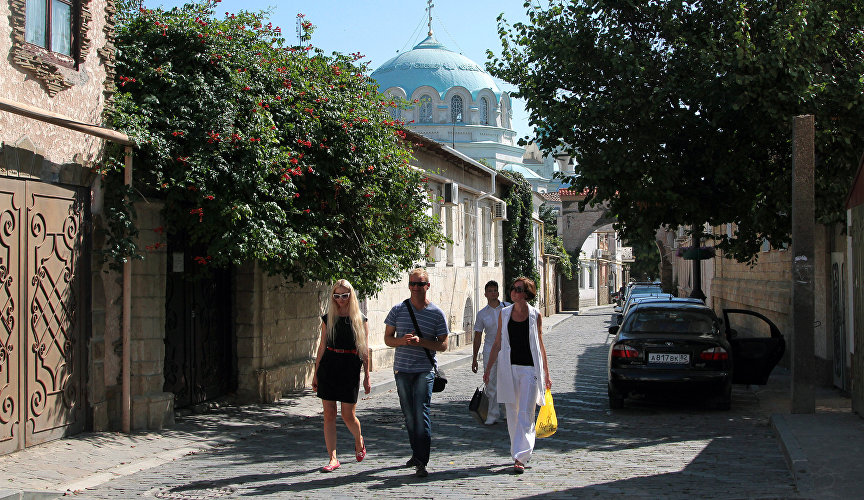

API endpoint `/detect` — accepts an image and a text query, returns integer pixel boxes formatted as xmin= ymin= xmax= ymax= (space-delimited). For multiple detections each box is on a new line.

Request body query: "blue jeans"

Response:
xmin=395 ymin=370 xmax=434 ymax=466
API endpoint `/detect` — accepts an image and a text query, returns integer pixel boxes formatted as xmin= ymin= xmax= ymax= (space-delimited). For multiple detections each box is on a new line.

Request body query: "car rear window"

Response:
xmin=628 ymin=286 xmax=661 ymax=296
xmin=625 ymin=310 xmax=717 ymax=334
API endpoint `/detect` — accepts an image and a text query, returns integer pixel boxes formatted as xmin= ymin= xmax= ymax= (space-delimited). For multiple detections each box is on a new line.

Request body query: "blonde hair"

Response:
xmin=409 ymin=267 xmax=429 ymax=282
xmin=326 ymin=279 xmax=368 ymax=361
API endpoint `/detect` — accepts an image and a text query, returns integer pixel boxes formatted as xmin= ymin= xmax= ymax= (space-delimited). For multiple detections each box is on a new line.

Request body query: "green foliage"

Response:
xmin=106 ymin=1 xmax=444 ymax=297
xmin=627 ymin=238 xmax=660 ymax=282
xmin=539 ymin=204 xmax=573 ymax=279
xmin=500 ymin=170 xmax=539 ymax=300
xmin=488 ymin=0 xmax=864 ymax=263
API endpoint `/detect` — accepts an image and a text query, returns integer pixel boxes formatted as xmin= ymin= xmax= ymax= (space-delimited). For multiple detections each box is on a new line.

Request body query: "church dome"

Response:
xmin=371 ymin=34 xmax=501 ymax=100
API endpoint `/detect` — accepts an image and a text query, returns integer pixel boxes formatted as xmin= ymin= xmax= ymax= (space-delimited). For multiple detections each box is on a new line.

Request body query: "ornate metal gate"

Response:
xmin=0 ymin=179 xmax=86 ymax=455
xmin=163 ymin=248 xmax=233 ymax=409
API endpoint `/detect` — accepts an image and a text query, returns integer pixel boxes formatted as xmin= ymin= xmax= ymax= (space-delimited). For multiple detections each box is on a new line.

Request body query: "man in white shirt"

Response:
xmin=471 ymin=280 xmax=508 ymax=424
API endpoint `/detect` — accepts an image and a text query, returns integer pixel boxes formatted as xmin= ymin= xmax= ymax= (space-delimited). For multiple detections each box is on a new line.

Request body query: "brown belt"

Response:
xmin=327 ymin=347 xmax=357 ymax=354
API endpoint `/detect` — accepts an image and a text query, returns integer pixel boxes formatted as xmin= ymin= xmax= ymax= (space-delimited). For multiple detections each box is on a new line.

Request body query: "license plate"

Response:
xmin=649 ymin=353 xmax=689 ymax=364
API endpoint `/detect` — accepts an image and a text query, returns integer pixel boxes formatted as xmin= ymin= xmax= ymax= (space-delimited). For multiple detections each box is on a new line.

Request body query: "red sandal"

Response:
xmin=356 ymin=440 xmax=367 ymax=462
xmin=321 ymin=461 xmax=340 ymax=472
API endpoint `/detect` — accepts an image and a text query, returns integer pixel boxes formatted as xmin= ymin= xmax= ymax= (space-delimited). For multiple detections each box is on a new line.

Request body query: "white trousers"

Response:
xmin=482 ymin=349 xmax=502 ymax=423
xmin=505 ymin=364 xmax=539 ymax=464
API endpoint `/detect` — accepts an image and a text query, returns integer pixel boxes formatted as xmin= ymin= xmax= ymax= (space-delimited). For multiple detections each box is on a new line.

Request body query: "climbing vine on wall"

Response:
xmin=500 ymin=170 xmax=539 ymax=302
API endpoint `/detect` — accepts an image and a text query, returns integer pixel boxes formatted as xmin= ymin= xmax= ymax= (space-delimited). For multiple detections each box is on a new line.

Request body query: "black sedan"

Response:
xmin=607 ymin=301 xmax=785 ymax=410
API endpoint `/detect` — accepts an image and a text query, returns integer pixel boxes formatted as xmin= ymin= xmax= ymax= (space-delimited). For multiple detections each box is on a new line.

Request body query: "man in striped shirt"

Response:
xmin=384 ymin=268 xmax=449 ymax=478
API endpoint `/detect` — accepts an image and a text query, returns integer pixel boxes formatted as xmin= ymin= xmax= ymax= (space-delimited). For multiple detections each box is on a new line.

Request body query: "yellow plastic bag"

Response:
xmin=535 ymin=389 xmax=557 ymax=438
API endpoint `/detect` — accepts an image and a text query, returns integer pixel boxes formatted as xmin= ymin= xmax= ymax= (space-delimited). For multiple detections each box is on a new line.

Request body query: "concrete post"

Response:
xmin=791 ymin=114 xmax=815 ymax=414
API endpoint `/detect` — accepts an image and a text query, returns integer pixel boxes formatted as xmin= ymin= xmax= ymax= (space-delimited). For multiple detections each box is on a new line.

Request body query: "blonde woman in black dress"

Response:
xmin=312 ymin=279 xmax=371 ymax=472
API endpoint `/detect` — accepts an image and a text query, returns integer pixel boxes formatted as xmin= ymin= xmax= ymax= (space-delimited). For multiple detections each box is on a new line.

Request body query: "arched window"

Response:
xmin=501 ymin=100 xmax=511 ymax=129
xmin=450 ymin=95 xmax=463 ymax=123
xmin=389 ymin=106 xmax=402 ymax=121
xmin=419 ymin=95 xmax=433 ymax=123
xmin=480 ymin=97 xmax=489 ymax=125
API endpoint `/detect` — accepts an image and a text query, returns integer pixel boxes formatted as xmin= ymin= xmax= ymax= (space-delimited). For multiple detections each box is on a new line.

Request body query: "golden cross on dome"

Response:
xmin=427 ymin=0 xmax=434 ymax=36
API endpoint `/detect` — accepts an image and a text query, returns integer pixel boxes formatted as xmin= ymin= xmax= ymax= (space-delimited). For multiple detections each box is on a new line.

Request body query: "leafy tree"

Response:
xmin=539 ymin=204 xmax=573 ymax=279
xmin=106 ymin=1 xmax=443 ymax=297
xmin=500 ymin=171 xmax=540 ymax=296
xmin=627 ymin=239 xmax=660 ymax=282
xmin=488 ymin=0 xmax=864 ymax=262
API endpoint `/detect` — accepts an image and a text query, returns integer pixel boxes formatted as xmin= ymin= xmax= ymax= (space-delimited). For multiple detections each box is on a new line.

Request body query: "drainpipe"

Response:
xmin=122 ymin=146 xmax=133 ymax=434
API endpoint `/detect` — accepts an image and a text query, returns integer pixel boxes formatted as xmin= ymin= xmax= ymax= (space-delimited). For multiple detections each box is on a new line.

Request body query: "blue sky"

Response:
xmin=142 ymin=0 xmax=536 ymax=139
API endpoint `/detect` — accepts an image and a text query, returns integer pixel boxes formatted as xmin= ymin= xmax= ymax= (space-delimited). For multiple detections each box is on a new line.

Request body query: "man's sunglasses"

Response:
xmin=408 ymin=281 xmax=428 ymax=287
xmin=510 ymin=286 xmax=527 ymax=293
xmin=333 ymin=293 xmax=350 ymax=299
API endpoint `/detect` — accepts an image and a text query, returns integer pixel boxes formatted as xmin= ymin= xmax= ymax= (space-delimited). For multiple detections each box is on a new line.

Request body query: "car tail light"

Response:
xmin=700 ymin=347 xmax=729 ymax=361
xmin=612 ymin=344 xmax=640 ymax=359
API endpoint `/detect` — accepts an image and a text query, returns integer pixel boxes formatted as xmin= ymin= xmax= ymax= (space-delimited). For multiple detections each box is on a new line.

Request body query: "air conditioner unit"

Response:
xmin=492 ymin=201 xmax=507 ymax=221
xmin=443 ymin=182 xmax=459 ymax=206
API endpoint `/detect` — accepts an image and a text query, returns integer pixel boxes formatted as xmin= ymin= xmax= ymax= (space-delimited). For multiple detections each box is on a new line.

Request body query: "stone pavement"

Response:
xmin=0 ymin=306 xmax=860 ymax=499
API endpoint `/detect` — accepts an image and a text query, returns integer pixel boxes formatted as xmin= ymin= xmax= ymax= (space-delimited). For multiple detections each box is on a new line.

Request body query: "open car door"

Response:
xmin=723 ymin=309 xmax=786 ymax=385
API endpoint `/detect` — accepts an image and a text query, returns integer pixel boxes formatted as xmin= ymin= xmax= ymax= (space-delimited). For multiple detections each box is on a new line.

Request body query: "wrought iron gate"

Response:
xmin=0 ymin=179 xmax=86 ymax=455
xmin=163 ymin=248 xmax=233 ymax=409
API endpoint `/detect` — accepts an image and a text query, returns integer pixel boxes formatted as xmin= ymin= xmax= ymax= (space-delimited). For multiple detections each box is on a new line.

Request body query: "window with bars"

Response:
xmin=25 ymin=0 xmax=74 ymax=57
xmin=419 ymin=95 xmax=433 ymax=123
xmin=482 ymin=206 xmax=492 ymax=263
xmin=425 ymin=196 xmax=441 ymax=265
xmin=495 ymin=221 xmax=503 ymax=265
xmin=450 ymin=95 xmax=463 ymax=123
xmin=463 ymin=201 xmax=474 ymax=264
xmin=480 ymin=97 xmax=489 ymax=125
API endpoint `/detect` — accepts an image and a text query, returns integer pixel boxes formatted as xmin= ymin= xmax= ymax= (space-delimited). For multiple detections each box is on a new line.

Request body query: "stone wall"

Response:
xmin=129 ymin=202 xmax=173 ymax=430
xmin=710 ymin=225 xmax=839 ymax=383
xmin=234 ymin=265 xmax=327 ymax=402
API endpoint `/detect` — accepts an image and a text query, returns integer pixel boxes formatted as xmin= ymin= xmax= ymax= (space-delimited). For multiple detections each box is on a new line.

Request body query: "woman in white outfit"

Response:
xmin=483 ymin=276 xmax=552 ymax=473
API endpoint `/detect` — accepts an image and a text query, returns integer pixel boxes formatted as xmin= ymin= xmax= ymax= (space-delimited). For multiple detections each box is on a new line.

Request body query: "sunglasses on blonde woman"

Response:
xmin=333 ymin=293 xmax=350 ymax=300
xmin=510 ymin=286 xmax=526 ymax=293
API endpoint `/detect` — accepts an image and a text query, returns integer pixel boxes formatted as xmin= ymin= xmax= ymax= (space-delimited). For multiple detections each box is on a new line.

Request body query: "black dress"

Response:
xmin=316 ymin=315 xmax=365 ymax=403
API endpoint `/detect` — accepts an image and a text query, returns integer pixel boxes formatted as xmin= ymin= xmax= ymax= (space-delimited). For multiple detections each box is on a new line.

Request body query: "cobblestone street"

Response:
xmin=72 ymin=309 xmax=798 ymax=499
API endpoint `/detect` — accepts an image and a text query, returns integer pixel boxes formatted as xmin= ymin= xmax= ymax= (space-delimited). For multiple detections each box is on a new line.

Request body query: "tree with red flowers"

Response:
xmin=107 ymin=0 xmax=443 ymax=296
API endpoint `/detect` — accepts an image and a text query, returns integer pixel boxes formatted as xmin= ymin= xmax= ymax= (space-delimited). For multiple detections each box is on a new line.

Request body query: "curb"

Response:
xmin=770 ymin=414 xmax=814 ymax=495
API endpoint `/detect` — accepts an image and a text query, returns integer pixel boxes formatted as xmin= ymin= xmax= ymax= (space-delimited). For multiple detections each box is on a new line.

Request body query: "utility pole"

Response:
xmin=791 ymin=114 xmax=815 ymax=413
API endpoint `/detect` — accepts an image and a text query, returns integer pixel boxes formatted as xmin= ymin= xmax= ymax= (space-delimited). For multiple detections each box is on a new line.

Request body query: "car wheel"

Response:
xmin=608 ymin=386 xmax=625 ymax=409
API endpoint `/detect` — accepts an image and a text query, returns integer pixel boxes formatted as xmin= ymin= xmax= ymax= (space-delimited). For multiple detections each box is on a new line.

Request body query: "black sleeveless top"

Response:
xmin=508 ymin=316 xmax=534 ymax=366
xmin=321 ymin=315 xmax=360 ymax=350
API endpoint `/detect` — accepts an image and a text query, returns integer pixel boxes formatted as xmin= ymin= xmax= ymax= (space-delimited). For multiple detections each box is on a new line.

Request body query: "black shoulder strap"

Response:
xmin=403 ymin=299 xmax=436 ymax=366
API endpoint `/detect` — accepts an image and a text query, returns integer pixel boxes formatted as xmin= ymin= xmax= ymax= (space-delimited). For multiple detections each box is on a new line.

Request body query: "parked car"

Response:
xmin=607 ymin=301 xmax=785 ymax=410
xmin=614 ymin=291 xmax=673 ymax=319
xmin=616 ymin=296 xmax=702 ymax=325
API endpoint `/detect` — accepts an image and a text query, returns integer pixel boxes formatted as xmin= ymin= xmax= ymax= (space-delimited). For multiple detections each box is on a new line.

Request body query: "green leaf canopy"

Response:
xmin=488 ymin=0 xmax=864 ymax=262
xmin=109 ymin=1 xmax=444 ymax=296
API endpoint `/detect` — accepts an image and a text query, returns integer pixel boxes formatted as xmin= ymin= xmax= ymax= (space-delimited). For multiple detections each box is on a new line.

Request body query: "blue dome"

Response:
xmin=371 ymin=34 xmax=502 ymax=100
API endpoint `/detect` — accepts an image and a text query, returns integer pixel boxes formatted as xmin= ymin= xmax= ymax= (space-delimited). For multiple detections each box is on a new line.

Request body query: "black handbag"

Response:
xmin=403 ymin=299 xmax=447 ymax=392
xmin=469 ymin=386 xmax=489 ymax=424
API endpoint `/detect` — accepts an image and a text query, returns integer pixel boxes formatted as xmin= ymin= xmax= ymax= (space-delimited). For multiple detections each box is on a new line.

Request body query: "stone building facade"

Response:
xmin=0 ymin=0 xmax=125 ymax=454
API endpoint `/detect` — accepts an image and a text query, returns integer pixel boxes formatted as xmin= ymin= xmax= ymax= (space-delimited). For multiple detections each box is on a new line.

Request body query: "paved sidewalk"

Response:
xmin=753 ymin=367 xmax=864 ymax=499
xmin=0 ymin=314 xmax=574 ymax=499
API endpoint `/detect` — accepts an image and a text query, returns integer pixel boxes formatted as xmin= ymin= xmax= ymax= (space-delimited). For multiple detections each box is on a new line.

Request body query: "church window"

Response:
xmin=389 ymin=106 xmax=402 ymax=121
xmin=25 ymin=0 xmax=74 ymax=57
xmin=419 ymin=95 xmax=433 ymax=123
xmin=480 ymin=97 xmax=489 ymax=125
xmin=501 ymin=101 xmax=511 ymax=129
xmin=450 ymin=95 xmax=463 ymax=123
